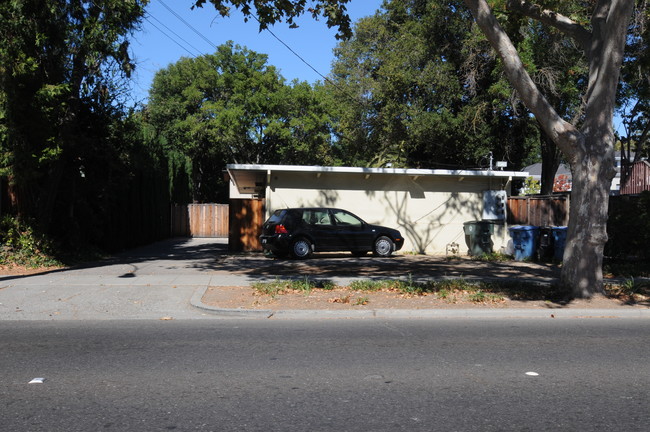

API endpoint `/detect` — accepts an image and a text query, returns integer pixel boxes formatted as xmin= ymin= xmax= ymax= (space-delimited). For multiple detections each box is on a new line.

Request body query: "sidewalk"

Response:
xmin=1 ymin=237 xmax=648 ymax=320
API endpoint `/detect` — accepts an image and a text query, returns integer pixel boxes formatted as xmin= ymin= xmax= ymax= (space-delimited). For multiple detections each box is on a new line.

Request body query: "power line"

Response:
xmin=145 ymin=12 xmax=203 ymax=57
xmin=248 ymin=15 xmax=330 ymax=83
xmin=143 ymin=16 xmax=197 ymax=57
xmin=158 ymin=0 xmax=218 ymax=50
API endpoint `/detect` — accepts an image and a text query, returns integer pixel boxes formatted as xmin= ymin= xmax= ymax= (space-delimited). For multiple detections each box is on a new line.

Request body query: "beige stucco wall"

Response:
xmin=264 ymin=171 xmax=511 ymax=255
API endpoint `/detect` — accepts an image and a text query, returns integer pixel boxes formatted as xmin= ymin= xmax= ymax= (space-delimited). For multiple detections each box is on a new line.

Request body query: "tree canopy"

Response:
xmin=1 ymin=0 xmax=174 ymax=254
xmin=0 ymin=0 xmax=148 ymax=223
xmin=146 ymin=42 xmax=335 ymax=202
xmin=326 ymin=0 xmax=540 ymax=171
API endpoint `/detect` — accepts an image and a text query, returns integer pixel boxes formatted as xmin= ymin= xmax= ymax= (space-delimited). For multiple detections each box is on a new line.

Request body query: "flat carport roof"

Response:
xmin=227 ymin=164 xmax=529 ymax=195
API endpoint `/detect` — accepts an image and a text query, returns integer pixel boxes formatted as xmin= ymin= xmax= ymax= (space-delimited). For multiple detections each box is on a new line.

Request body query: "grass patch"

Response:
xmin=349 ymin=280 xmax=385 ymax=292
xmin=251 ymin=276 xmax=645 ymax=305
xmin=252 ymin=278 xmax=336 ymax=298
xmin=471 ymin=252 xmax=512 ymax=262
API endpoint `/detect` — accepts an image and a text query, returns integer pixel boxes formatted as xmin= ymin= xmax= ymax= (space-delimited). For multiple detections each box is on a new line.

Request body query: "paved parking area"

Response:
xmin=0 ymin=237 xmax=584 ymax=320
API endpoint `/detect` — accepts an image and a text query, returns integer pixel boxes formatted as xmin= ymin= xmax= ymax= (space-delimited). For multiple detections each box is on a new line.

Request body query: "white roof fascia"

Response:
xmin=227 ymin=164 xmax=529 ymax=178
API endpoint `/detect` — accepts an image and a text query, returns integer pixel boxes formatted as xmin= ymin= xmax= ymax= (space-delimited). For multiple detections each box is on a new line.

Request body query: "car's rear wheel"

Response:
xmin=373 ymin=236 xmax=394 ymax=257
xmin=291 ymin=238 xmax=312 ymax=259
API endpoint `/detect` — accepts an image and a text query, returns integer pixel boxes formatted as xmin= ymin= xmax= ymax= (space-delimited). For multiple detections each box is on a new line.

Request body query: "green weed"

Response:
xmin=252 ymin=278 xmax=337 ymax=298
xmin=349 ymin=280 xmax=385 ymax=292
xmin=396 ymin=274 xmax=424 ymax=295
xmin=251 ymin=279 xmax=287 ymax=298
xmin=354 ymin=296 xmax=370 ymax=306
xmin=0 ymin=216 xmax=61 ymax=268
xmin=471 ymin=252 xmax=511 ymax=262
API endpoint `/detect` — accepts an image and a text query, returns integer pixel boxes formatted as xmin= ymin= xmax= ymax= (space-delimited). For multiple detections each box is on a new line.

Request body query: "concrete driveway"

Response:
xmin=1 ymin=237 xmax=647 ymax=320
xmin=0 ymin=236 xmax=560 ymax=320
xmin=0 ymin=238 xmax=230 ymax=320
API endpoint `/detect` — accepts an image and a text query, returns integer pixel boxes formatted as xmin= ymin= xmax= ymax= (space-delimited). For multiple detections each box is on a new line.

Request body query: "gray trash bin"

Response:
xmin=463 ymin=221 xmax=494 ymax=256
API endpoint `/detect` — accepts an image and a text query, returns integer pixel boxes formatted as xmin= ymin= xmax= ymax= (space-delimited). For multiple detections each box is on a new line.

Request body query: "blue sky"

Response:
xmin=129 ymin=0 xmax=384 ymax=105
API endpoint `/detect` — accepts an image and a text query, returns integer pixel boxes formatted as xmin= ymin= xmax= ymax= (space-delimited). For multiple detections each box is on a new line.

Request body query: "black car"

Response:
xmin=260 ymin=207 xmax=404 ymax=259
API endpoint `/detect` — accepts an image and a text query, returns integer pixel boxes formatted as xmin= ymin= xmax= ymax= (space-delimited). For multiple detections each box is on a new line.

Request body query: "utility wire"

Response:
xmin=145 ymin=12 xmax=204 ymax=56
xmin=143 ymin=16 xmax=197 ymax=57
xmin=248 ymin=14 xmax=330 ymax=83
xmin=158 ymin=0 xmax=218 ymax=50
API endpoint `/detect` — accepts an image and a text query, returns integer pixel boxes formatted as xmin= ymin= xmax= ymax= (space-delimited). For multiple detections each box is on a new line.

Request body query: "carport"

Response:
xmin=227 ymin=164 xmax=528 ymax=255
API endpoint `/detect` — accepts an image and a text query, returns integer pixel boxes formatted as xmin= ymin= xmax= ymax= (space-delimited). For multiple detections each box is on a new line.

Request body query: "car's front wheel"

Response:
xmin=291 ymin=238 xmax=312 ymax=259
xmin=373 ymin=236 xmax=394 ymax=257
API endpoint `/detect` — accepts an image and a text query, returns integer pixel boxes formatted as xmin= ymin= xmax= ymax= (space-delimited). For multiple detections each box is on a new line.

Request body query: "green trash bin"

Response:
xmin=463 ymin=221 xmax=494 ymax=256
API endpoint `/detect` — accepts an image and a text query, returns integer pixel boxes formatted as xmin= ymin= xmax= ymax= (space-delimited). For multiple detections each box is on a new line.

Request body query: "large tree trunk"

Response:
xmin=561 ymin=131 xmax=617 ymax=297
xmin=464 ymin=0 xmax=633 ymax=298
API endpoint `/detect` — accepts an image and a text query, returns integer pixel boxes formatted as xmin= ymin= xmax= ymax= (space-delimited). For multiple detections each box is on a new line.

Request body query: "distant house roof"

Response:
xmin=227 ymin=164 xmax=529 ymax=195
xmin=523 ymin=163 xmax=572 ymax=177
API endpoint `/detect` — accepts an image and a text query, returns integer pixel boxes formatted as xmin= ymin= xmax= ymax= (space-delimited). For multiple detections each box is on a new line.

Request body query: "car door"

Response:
xmin=301 ymin=209 xmax=337 ymax=251
xmin=330 ymin=209 xmax=373 ymax=251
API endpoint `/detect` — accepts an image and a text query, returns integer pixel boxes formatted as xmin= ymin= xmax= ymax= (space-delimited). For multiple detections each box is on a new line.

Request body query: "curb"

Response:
xmin=190 ymin=286 xmax=650 ymax=320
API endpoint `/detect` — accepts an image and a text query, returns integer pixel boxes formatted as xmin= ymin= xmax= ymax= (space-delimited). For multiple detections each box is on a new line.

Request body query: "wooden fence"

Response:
xmin=171 ymin=204 xmax=229 ymax=237
xmin=621 ymin=161 xmax=650 ymax=195
xmin=507 ymin=195 xmax=570 ymax=226
xmin=229 ymin=199 xmax=265 ymax=252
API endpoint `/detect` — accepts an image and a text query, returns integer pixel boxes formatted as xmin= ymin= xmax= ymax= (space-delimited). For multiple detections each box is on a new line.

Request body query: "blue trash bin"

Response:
xmin=551 ymin=226 xmax=568 ymax=261
xmin=508 ymin=225 xmax=539 ymax=261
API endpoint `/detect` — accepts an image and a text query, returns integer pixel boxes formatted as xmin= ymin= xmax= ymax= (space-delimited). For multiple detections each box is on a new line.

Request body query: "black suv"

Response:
xmin=260 ymin=208 xmax=404 ymax=259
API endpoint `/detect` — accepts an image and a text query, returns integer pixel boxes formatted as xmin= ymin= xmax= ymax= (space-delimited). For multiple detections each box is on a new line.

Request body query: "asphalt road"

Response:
xmin=2 ymin=319 xmax=649 ymax=431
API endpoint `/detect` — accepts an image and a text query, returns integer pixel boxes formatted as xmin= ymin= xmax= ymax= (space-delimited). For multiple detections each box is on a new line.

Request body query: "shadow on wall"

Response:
xmin=292 ymin=189 xmax=341 ymax=208
xmin=268 ymin=172 xmax=494 ymax=253
xmin=383 ymin=190 xmax=482 ymax=254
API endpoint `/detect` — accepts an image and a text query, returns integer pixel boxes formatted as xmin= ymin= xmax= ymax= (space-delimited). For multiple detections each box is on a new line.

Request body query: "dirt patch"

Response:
xmin=0 ymin=265 xmax=63 ymax=276
xmin=202 ymin=286 xmax=648 ymax=311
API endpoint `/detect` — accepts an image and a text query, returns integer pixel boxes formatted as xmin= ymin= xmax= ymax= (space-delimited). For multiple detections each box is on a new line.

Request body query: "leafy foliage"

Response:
xmin=0 ymin=216 xmax=61 ymax=268
xmin=192 ymin=0 xmax=353 ymax=39
xmin=0 ymin=1 xmax=177 ymax=256
xmin=146 ymin=42 xmax=336 ymax=201
xmin=326 ymin=0 xmax=539 ymax=170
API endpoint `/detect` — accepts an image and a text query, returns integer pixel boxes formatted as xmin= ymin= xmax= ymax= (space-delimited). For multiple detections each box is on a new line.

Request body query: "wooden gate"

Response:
xmin=229 ymin=199 xmax=265 ymax=252
xmin=171 ymin=204 xmax=229 ymax=237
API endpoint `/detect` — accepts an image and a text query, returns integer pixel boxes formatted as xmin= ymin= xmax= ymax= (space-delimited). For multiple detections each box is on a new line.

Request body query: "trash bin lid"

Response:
xmin=509 ymin=225 xmax=538 ymax=231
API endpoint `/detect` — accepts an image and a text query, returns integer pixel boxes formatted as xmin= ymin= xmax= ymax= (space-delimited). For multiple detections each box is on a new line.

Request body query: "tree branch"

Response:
xmin=463 ymin=0 xmax=581 ymax=159
xmin=583 ymin=0 xmax=635 ymax=130
xmin=506 ymin=0 xmax=592 ymax=51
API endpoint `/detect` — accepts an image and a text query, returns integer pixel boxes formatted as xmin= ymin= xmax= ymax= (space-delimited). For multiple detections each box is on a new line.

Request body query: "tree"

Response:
xmin=463 ymin=0 xmax=635 ymax=297
xmin=0 ymin=0 xmax=148 ymax=234
xmin=193 ymin=0 xmax=637 ymax=297
xmin=617 ymin=1 xmax=650 ymax=162
xmin=147 ymin=42 xmax=335 ymax=202
xmin=326 ymin=0 xmax=539 ymax=170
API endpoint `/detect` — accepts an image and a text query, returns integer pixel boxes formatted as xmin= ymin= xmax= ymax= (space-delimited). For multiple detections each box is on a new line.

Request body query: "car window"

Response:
xmin=332 ymin=210 xmax=363 ymax=228
xmin=303 ymin=209 xmax=332 ymax=226
xmin=267 ymin=210 xmax=285 ymax=224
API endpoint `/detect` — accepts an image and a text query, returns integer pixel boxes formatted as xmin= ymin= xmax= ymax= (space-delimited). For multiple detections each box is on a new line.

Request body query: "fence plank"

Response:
xmin=507 ymin=196 xmax=569 ymax=226
xmin=621 ymin=161 xmax=650 ymax=195
xmin=229 ymin=199 xmax=265 ymax=252
xmin=171 ymin=204 xmax=229 ymax=237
